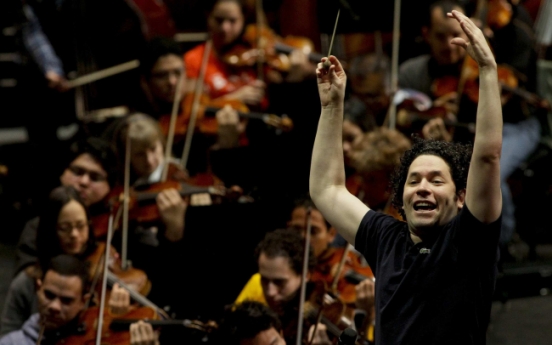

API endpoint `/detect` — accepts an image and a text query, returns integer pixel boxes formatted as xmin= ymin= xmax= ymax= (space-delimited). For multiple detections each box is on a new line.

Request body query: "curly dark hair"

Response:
xmin=255 ymin=228 xmax=316 ymax=275
xmin=217 ymin=301 xmax=282 ymax=345
xmin=390 ymin=137 xmax=472 ymax=220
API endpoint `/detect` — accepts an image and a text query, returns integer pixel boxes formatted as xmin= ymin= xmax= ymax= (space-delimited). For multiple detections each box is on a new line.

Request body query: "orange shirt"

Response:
xmin=184 ymin=43 xmax=259 ymax=101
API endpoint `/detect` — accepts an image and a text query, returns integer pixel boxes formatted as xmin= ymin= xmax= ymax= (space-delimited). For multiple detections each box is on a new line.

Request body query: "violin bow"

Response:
xmin=255 ymin=0 xmax=265 ymax=82
xmin=181 ymin=39 xmax=212 ymax=170
xmin=161 ymin=66 xmax=185 ymax=182
xmin=330 ymin=244 xmax=353 ymax=293
xmin=66 ymin=60 xmax=140 ymax=89
xmin=296 ymin=206 xmax=313 ymax=345
xmin=121 ymin=129 xmax=132 ymax=270
xmin=95 ymin=208 xmax=115 ymax=345
xmin=383 ymin=0 xmax=402 ymax=130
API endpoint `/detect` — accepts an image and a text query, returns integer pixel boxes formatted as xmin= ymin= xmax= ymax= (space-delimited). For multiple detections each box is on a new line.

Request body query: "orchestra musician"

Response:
xmin=14 ymin=137 xmax=116 ymax=277
xmin=0 ymin=255 xmax=156 ymax=345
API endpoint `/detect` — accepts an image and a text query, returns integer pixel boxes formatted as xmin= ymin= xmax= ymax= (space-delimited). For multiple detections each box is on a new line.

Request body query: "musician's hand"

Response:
xmin=422 ymin=117 xmax=453 ymax=142
xmin=355 ymin=279 xmax=375 ymax=314
xmin=109 ymin=283 xmax=130 ymax=315
xmin=308 ymin=323 xmax=332 ymax=345
xmin=433 ymin=92 xmax=459 ymax=116
xmin=316 ymin=55 xmax=346 ymax=107
xmin=130 ymin=320 xmax=160 ymax=345
xmin=286 ymin=48 xmax=312 ymax=82
xmin=225 ymin=80 xmax=265 ymax=105
xmin=157 ymin=188 xmax=187 ymax=242
xmin=448 ymin=10 xmax=496 ymax=69
xmin=45 ymin=71 xmax=69 ymax=92
xmin=215 ymin=105 xmax=243 ymax=149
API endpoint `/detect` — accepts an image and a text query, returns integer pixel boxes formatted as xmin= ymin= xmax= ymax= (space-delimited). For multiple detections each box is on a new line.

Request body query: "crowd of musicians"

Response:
xmin=1 ymin=0 xmax=551 ymax=344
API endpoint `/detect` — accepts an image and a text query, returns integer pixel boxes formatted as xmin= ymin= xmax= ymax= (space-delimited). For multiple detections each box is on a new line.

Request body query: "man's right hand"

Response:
xmin=316 ymin=56 xmax=346 ymax=108
xmin=45 ymin=71 xmax=69 ymax=92
xmin=225 ymin=80 xmax=265 ymax=105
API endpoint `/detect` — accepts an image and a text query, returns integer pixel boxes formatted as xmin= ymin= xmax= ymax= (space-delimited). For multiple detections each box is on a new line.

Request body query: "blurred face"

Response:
xmin=259 ymin=253 xmax=302 ymax=315
xmin=148 ymin=54 xmax=185 ymax=104
xmin=240 ymin=327 xmax=286 ymax=345
xmin=342 ymin=120 xmax=365 ymax=167
xmin=423 ymin=6 xmax=467 ymax=66
xmin=60 ymin=154 xmax=110 ymax=207
xmin=287 ymin=207 xmax=335 ymax=258
xmin=130 ymin=140 xmax=164 ymax=178
xmin=402 ymin=155 xmax=464 ymax=237
xmin=208 ymin=1 xmax=244 ymax=48
xmin=37 ymin=270 xmax=86 ymax=331
xmin=57 ymin=200 xmax=89 ymax=255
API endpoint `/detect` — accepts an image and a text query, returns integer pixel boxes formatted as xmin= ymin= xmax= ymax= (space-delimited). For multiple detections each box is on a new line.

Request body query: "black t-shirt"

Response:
xmin=355 ymin=205 xmax=500 ymax=345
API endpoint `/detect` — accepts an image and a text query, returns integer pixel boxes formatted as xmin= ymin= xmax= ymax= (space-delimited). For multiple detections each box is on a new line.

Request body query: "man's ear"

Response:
xmin=328 ymin=227 xmax=337 ymax=242
xmin=456 ymin=189 xmax=466 ymax=209
xmin=35 ymin=278 xmax=42 ymax=291
xmin=422 ymin=26 xmax=430 ymax=43
xmin=82 ymin=292 xmax=91 ymax=304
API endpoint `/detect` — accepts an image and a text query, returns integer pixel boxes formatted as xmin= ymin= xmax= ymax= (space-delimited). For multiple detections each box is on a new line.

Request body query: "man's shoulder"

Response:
xmin=0 ymin=314 xmax=39 ymax=345
xmin=399 ymin=55 xmax=431 ymax=73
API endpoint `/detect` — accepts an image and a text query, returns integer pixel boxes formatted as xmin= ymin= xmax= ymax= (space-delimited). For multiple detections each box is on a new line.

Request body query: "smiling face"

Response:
xmin=402 ymin=154 xmax=464 ymax=238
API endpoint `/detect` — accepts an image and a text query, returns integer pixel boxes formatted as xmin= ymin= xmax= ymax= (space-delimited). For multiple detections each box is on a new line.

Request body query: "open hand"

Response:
xmin=316 ymin=55 xmax=346 ymax=107
xmin=448 ymin=10 xmax=496 ymax=69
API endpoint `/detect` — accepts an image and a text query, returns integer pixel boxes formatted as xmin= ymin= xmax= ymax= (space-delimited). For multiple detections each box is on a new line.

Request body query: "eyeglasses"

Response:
xmin=56 ymin=221 xmax=89 ymax=234
xmin=67 ymin=165 xmax=107 ymax=183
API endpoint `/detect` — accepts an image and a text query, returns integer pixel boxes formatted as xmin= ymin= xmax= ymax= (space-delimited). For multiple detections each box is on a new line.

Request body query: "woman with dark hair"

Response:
xmin=0 ymin=186 xmax=96 ymax=335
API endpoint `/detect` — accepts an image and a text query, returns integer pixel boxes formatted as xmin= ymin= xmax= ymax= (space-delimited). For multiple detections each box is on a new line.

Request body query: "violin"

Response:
xmin=158 ymin=93 xmax=293 ymax=140
xmin=311 ymin=247 xmax=374 ymax=306
xmin=91 ymin=180 xmax=235 ymax=238
xmin=86 ymin=242 xmax=152 ymax=298
xmin=222 ymin=24 xmax=325 ymax=72
xmin=59 ymin=305 xmax=159 ymax=345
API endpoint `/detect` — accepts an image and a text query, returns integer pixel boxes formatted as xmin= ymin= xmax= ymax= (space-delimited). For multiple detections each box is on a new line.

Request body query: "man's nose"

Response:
xmin=416 ymin=180 xmax=431 ymax=194
xmin=49 ymin=298 xmax=62 ymax=313
xmin=168 ymin=73 xmax=178 ymax=87
xmin=266 ymin=282 xmax=278 ymax=297
xmin=78 ymin=173 xmax=90 ymax=185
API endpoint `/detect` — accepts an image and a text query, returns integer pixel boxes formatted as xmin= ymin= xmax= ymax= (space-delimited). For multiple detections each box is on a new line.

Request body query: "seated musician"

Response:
xmin=185 ymin=0 xmax=313 ymax=109
xmin=0 ymin=255 xmax=158 ymax=345
xmin=1 ymin=186 xmax=149 ymax=336
xmin=15 ymin=137 xmax=116 ymax=276
xmin=235 ymin=228 xmax=356 ymax=345
xmin=216 ymin=301 xmax=287 ymax=345
xmin=286 ymin=197 xmax=376 ymax=342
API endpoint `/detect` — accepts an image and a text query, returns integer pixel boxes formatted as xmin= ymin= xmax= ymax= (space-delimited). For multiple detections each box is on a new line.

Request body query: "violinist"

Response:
xmin=216 ymin=301 xmax=287 ymax=345
xmin=286 ymin=198 xmax=376 ymax=342
xmin=0 ymin=254 xmax=158 ymax=345
xmin=109 ymin=112 xmax=194 ymax=311
xmin=1 ymin=186 xmax=97 ymax=335
xmin=398 ymin=0 xmax=550 ymax=261
xmin=15 ymin=137 xmax=116 ymax=276
xmin=184 ymin=0 xmax=313 ymax=109
xmin=235 ymin=228 xmax=355 ymax=345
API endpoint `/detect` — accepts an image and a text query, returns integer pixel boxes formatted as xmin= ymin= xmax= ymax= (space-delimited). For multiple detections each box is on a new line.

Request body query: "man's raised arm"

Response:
xmin=309 ymin=56 xmax=369 ymax=245
xmin=449 ymin=11 xmax=503 ymax=223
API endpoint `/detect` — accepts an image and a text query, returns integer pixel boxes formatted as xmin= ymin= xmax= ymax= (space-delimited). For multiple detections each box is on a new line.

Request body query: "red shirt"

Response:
xmin=184 ymin=43 xmax=259 ymax=101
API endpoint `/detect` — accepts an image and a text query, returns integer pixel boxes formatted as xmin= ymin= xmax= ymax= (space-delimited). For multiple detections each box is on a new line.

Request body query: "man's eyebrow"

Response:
xmin=407 ymin=170 xmax=444 ymax=177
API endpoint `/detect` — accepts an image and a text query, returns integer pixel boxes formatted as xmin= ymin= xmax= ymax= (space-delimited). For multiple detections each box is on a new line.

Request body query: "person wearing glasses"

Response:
xmin=14 ymin=137 xmax=116 ymax=276
xmin=0 ymin=186 xmax=97 ymax=335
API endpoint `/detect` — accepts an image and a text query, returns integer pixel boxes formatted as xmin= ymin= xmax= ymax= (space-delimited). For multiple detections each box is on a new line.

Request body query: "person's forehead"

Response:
xmin=291 ymin=207 xmax=327 ymax=228
xmin=259 ymin=253 xmax=296 ymax=276
xmin=430 ymin=6 xmax=463 ymax=29
xmin=43 ymin=271 xmax=83 ymax=297
xmin=71 ymin=154 xmax=106 ymax=174
xmin=152 ymin=54 xmax=183 ymax=71
xmin=408 ymin=154 xmax=452 ymax=176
